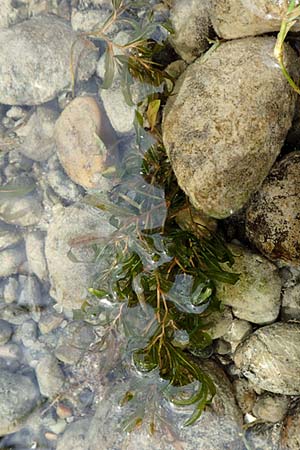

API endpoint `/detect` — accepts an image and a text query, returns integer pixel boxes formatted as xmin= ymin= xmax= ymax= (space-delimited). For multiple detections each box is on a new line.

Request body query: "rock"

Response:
xmin=206 ymin=306 xmax=233 ymax=339
xmin=0 ymin=320 xmax=13 ymax=345
xmin=246 ymin=152 xmax=300 ymax=266
xmin=17 ymin=320 xmax=38 ymax=347
xmin=0 ymin=193 xmax=43 ymax=227
xmin=0 ymin=247 xmax=26 ymax=277
xmin=170 ymin=0 xmax=212 ymax=63
xmin=0 ymin=222 xmax=23 ymax=251
xmin=282 ymin=284 xmax=300 ymax=321
xmin=0 ymin=343 xmax=23 ymax=371
xmin=45 ymin=203 xmax=115 ymax=309
xmin=47 ymin=166 xmax=84 ymax=203
xmin=245 ymin=422 xmax=282 ymax=450
xmin=216 ymin=244 xmax=281 ymax=325
xmin=3 ymin=277 xmax=19 ymax=303
xmin=39 ymin=309 xmax=64 ymax=335
xmin=234 ymin=323 xmax=300 ymax=395
xmin=0 ymin=0 xmax=27 ymax=29
xmin=18 ymin=275 xmax=43 ymax=320
xmin=0 ymin=15 xmax=98 ymax=105
xmin=223 ymin=319 xmax=252 ymax=352
xmin=71 ymin=8 xmax=115 ymax=33
xmin=54 ymin=96 xmax=113 ymax=189
xmin=280 ymin=400 xmax=300 ymax=450
xmin=210 ymin=0 xmax=300 ymax=40
xmin=55 ymin=321 xmax=95 ymax=364
xmin=35 ymin=354 xmax=65 ymax=398
xmin=56 ymin=418 xmax=90 ymax=450
xmin=233 ymin=378 xmax=257 ymax=414
xmin=253 ymin=394 xmax=289 ymax=423
xmin=15 ymin=106 xmax=59 ymax=162
xmin=0 ymin=370 xmax=39 ymax=436
xmin=162 ymin=36 xmax=298 ymax=219
xmin=0 ymin=304 xmax=31 ymax=325
xmin=25 ymin=231 xmax=48 ymax=282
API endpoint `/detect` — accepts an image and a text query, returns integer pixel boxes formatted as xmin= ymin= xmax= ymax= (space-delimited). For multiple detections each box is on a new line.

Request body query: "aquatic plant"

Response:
xmin=71 ymin=0 xmax=239 ymax=432
xmin=275 ymin=0 xmax=300 ymax=94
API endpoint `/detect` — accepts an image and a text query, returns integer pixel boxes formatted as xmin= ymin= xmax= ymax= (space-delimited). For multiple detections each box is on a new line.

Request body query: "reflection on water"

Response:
xmin=0 ymin=1 xmax=251 ymax=449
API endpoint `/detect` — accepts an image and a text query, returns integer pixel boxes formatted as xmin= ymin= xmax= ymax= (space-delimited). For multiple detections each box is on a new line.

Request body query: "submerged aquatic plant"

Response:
xmin=71 ymin=0 xmax=239 ymax=433
xmin=275 ymin=0 xmax=300 ymax=94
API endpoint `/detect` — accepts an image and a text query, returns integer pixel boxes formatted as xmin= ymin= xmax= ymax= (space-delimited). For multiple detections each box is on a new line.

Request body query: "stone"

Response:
xmin=54 ymin=96 xmax=112 ymax=189
xmin=71 ymin=8 xmax=115 ymax=33
xmin=170 ymin=0 xmax=212 ymax=63
xmin=0 ymin=15 xmax=98 ymax=105
xmin=162 ymin=36 xmax=298 ymax=219
xmin=0 ymin=193 xmax=43 ymax=227
xmin=46 ymin=166 xmax=83 ymax=203
xmin=206 ymin=306 xmax=233 ymax=339
xmin=0 ymin=320 xmax=13 ymax=345
xmin=0 ymin=247 xmax=26 ymax=277
xmin=56 ymin=418 xmax=90 ymax=450
xmin=234 ymin=323 xmax=300 ymax=395
xmin=0 ymin=343 xmax=23 ymax=371
xmin=35 ymin=355 xmax=65 ymax=398
xmin=3 ymin=277 xmax=19 ymax=304
xmin=210 ymin=0 xmax=300 ymax=40
xmin=216 ymin=244 xmax=281 ymax=325
xmin=245 ymin=422 xmax=282 ymax=450
xmin=253 ymin=394 xmax=289 ymax=423
xmin=0 ymin=370 xmax=39 ymax=436
xmin=18 ymin=275 xmax=43 ymax=313
xmin=39 ymin=309 xmax=64 ymax=335
xmin=0 ymin=304 xmax=31 ymax=325
xmin=25 ymin=231 xmax=48 ymax=282
xmin=0 ymin=222 xmax=23 ymax=251
xmin=280 ymin=400 xmax=300 ymax=450
xmin=15 ymin=106 xmax=59 ymax=162
xmin=233 ymin=378 xmax=257 ymax=414
xmin=45 ymin=204 xmax=115 ymax=309
xmin=55 ymin=321 xmax=95 ymax=364
xmin=17 ymin=320 xmax=38 ymax=347
xmin=246 ymin=152 xmax=300 ymax=266
xmin=223 ymin=319 xmax=252 ymax=352
xmin=281 ymin=284 xmax=300 ymax=321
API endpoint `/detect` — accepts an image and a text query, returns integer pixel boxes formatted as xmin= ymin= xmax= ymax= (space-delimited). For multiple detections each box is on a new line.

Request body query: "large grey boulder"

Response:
xmin=210 ymin=0 xmax=300 ymax=39
xmin=170 ymin=0 xmax=212 ymax=63
xmin=216 ymin=244 xmax=282 ymax=325
xmin=234 ymin=323 xmax=300 ymax=395
xmin=0 ymin=15 xmax=97 ymax=105
xmin=0 ymin=370 xmax=39 ymax=436
xmin=162 ymin=36 xmax=298 ymax=219
xmin=246 ymin=152 xmax=300 ymax=266
xmin=45 ymin=203 xmax=115 ymax=310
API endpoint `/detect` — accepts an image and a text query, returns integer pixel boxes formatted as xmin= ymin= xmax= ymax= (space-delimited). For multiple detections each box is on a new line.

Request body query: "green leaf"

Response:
xmin=102 ymin=45 xmax=115 ymax=89
xmin=0 ymin=182 xmax=35 ymax=199
xmin=146 ymin=99 xmax=160 ymax=131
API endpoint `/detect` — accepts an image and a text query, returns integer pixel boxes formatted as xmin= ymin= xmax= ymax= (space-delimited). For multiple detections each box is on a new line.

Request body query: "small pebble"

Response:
xmin=56 ymin=403 xmax=72 ymax=419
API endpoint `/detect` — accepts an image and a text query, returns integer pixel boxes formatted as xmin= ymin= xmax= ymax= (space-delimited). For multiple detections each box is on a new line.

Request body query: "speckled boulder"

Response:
xmin=210 ymin=0 xmax=300 ymax=39
xmin=234 ymin=323 xmax=300 ymax=395
xmin=0 ymin=15 xmax=97 ymax=105
xmin=216 ymin=244 xmax=281 ymax=324
xmin=246 ymin=152 xmax=300 ymax=266
xmin=162 ymin=37 xmax=298 ymax=219
xmin=170 ymin=0 xmax=212 ymax=63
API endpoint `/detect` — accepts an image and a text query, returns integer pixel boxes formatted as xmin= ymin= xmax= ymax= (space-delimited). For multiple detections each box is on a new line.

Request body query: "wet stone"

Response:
xmin=55 ymin=321 xmax=95 ymax=365
xmin=14 ymin=320 xmax=38 ymax=348
xmin=3 ymin=277 xmax=19 ymax=304
xmin=0 ymin=193 xmax=43 ymax=227
xmin=233 ymin=378 xmax=257 ymax=415
xmin=25 ymin=231 xmax=48 ymax=283
xmin=252 ymin=394 xmax=289 ymax=423
xmin=0 ymin=343 xmax=23 ymax=371
xmin=35 ymin=354 xmax=65 ymax=398
xmin=0 ymin=222 xmax=23 ymax=251
xmin=39 ymin=309 xmax=64 ymax=335
xmin=281 ymin=284 xmax=300 ymax=321
xmin=0 ymin=320 xmax=13 ymax=345
xmin=0 ymin=246 xmax=26 ymax=278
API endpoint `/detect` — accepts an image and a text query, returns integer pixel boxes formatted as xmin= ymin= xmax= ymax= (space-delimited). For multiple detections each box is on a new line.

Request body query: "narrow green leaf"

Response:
xmin=0 ymin=182 xmax=35 ymax=199
xmin=102 ymin=46 xmax=115 ymax=89
xmin=146 ymin=99 xmax=160 ymax=131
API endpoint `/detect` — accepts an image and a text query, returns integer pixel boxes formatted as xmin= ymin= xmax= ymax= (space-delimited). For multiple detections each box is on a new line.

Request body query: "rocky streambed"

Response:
xmin=0 ymin=0 xmax=300 ymax=449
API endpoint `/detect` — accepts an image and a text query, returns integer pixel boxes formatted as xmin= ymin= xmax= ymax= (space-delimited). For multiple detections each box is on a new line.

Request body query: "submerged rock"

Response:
xmin=210 ymin=0 xmax=300 ymax=40
xmin=54 ymin=96 xmax=114 ymax=189
xmin=216 ymin=244 xmax=281 ymax=325
xmin=45 ymin=203 xmax=115 ymax=310
xmin=281 ymin=284 xmax=300 ymax=321
xmin=162 ymin=36 xmax=298 ymax=218
xmin=280 ymin=400 xmax=300 ymax=450
xmin=170 ymin=0 xmax=212 ymax=63
xmin=234 ymin=323 xmax=300 ymax=395
xmin=246 ymin=152 xmax=300 ymax=266
xmin=0 ymin=15 xmax=97 ymax=105
xmin=252 ymin=394 xmax=289 ymax=423
xmin=0 ymin=370 xmax=39 ymax=436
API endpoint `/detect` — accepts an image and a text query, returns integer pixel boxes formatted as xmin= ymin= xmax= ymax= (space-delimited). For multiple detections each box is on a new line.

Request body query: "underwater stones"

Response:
xmin=0 ymin=370 xmax=39 ymax=436
xmin=25 ymin=231 xmax=48 ymax=282
xmin=162 ymin=36 xmax=298 ymax=219
xmin=0 ymin=193 xmax=43 ymax=227
xmin=35 ymin=355 xmax=65 ymax=398
xmin=0 ymin=15 xmax=98 ymax=105
xmin=234 ymin=323 xmax=300 ymax=395
xmin=0 ymin=247 xmax=26 ymax=278
xmin=216 ymin=244 xmax=281 ymax=325
xmin=210 ymin=0 xmax=300 ymax=40
xmin=246 ymin=152 xmax=300 ymax=266
xmin=45 ymin=204 xmax=115 ymax=310
xmin=16 ymin=106 xmax=59 ymax=162
xmin=280 ymin=400 xmax=300 ymax=450
xmin=56 ymin=418 xmax=90 ymax=450
xmin=54 ymin=96 xmax=112 ymax=189
xmin=252 ymin=394 xmax=289 ymax=423
xmin=170 ymin=0 xmax=212 ymax=63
